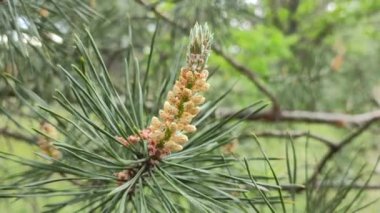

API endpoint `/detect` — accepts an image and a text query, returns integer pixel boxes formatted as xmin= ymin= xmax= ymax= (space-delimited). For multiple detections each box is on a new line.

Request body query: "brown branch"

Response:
xmin=0 ymin=127 xmax=35 ymax=144
xmin=251 ymin=130 xmax=337 ymax=149
xmin=247 ymin=127 xmax=379 ymax=193
xmin=217 ymin=108 xmax=380 ymax=127
xmin=239 ymin=118 xmax=378 ymax=193
xmin=301 ymin=120 xmax=377 ymax=191
xmin=286 ymin=0 xmax=299 ymax=34
xmin=211 ymin=46 xmax=280 ymax=111
xmin=134 ymin=0 xmax=280 ymax=111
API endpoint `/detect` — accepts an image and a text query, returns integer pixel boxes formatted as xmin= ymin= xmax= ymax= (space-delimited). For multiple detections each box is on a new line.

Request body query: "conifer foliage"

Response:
xmin=0 ymin=23 xmax=290 ymax=212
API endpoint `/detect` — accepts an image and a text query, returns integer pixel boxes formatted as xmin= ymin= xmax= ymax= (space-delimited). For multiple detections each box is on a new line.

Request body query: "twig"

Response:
xmin=0 ymin=127 xmax=35 ymax=144
xmin=212 ymin=45 xmax=280 ymax=110
xmin=217 ymin=108 xmax=380 ymax=127
xmin=249 ymin=130 xmax=337 ymax=149
xmin=303 ymin=120 xmax=376 ymax=190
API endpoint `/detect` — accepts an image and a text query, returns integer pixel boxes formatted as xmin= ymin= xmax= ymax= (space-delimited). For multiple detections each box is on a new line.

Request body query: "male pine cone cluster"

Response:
xmin=37 ymin=122 xmax=62 ymax=160
xmin=116 ymin=23 xmax=213 ymax=158
xmin=148 ymin=67 xmax=209 ymax=153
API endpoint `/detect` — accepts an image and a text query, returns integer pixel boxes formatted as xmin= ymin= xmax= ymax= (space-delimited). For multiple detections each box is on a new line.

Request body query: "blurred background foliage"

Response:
xmin=0 ymin=0 xmax=380 ymax=212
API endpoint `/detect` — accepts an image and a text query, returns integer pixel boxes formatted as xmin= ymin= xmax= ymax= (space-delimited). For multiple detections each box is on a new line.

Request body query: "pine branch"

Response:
xmin=248 ymin=130 xmax=337 ymax=149
xmin=0 ymin=24 xmax=291 ymax=212
xmin=217 ymin=108 xmax=380 ymax=127
xmin=301 ymin=120 xmax=376 ymax=192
